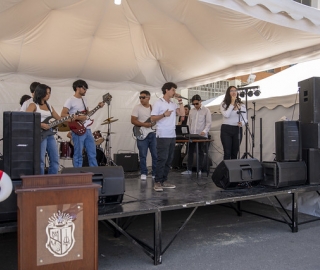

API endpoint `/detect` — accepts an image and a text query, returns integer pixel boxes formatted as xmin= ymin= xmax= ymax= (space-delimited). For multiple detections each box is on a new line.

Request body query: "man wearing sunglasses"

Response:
xmin=131 ymin=90 xmax=157 ymax=180
xmin=151 ymin=82 xmax=185 ymax=192
xmin=181 ymin=94 xmax=212 ymax=175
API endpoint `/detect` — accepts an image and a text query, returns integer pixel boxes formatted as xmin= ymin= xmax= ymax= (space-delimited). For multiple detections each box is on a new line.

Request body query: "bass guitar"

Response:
xmin=68 ymin=93 xmax=112 ymax=136
xmin=133 ymin=117 xmax=156 ymax=140
xmin=41 ymin=113 xmax=78 ymax=141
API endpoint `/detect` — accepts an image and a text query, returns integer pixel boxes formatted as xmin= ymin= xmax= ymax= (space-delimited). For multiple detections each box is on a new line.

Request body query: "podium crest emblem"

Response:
xmin=45 ymin=210 xmax=75 ymax=257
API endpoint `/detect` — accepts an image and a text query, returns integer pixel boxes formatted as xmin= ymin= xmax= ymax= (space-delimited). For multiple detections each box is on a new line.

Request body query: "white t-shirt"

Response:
xmin=151 ymin=97 xmax=178 ymax=138
xmin=63 ymin=96 xmax=92 ymax=129
xmin=63 ymin=96 xmax=88 ymax=115
xmin=131 ymin=104 xmax=152 ymax=123
xmin=20 ymin=98 xmax=34 ymax=112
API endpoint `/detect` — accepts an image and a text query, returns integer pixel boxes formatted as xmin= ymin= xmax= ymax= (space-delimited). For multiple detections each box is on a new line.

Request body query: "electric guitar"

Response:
xmin=41 ymin=113 xmax=78 ymax=141
xmin=68 ymin=93 xmax=112 ymax=136
xmin=133 ymin=117 xmax=156 ymax=140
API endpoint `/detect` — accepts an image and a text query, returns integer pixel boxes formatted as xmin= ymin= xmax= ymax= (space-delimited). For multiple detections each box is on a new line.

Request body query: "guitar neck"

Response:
xmin=86 ymin=104 xmax=101 ymax=118
xmin=48 ymin=114 xmax=74 ymax=128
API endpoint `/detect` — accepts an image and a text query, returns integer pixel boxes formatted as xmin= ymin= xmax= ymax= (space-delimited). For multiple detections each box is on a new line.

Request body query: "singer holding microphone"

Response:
xmin=220 ymin=86 xmax=247 ymax=160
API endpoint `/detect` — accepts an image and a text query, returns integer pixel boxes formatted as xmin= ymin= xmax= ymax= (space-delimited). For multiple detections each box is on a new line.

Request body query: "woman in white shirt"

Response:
xmin=27 ymin=84 xmax=61 ymax=174
xmin=220 ymin=86 xmax=247 ymax=159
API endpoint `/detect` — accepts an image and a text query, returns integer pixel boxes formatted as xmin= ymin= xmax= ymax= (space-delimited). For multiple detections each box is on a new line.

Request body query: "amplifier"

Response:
xmin=261 ymin=161 xmax=307 ymax=188
xmin=113 ymin=153 xmax=139 ymax=172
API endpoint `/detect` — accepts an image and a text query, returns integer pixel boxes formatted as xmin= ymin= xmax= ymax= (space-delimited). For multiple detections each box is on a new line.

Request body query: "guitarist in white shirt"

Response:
xmin=131 ymin=90 xmax=157 ymax=180
xmin=61 ymin=80 xmax=105 ymax=167
xmin=26 ymin=84 xmax=60 ymax=174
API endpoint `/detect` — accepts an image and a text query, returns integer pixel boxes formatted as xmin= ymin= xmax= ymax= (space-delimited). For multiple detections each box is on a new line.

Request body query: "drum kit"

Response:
xmin=56 ymin=117 xmax=118 ymax=167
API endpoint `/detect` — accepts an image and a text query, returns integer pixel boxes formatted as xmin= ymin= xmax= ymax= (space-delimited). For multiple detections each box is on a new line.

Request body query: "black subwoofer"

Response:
xmin=212 ymin=159 xmax=263 ymax=189
xmin=261 ymin=161 xmax=307 ymax=188
xmin=3 ymin=112 xmax=41 ymax=179
xmin=302 ymin=148 xmax=320 ymax=185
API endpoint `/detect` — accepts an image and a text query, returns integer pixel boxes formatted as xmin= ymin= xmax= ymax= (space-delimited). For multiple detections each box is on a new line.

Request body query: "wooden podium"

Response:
xmin=15 ymin=173 xmax=100 ymax=270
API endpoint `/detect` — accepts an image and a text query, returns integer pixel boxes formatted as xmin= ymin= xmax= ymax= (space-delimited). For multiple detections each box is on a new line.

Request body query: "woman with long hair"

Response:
xmin=220 ymin=86 xmax=247 ymax=160
xmin=26 ymin=84 xmax=60 ymax=174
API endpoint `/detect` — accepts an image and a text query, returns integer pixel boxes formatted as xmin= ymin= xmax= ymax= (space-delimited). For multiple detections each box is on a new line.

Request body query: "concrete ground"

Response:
xmin=2 ymin=200 xmax=320 ymax=270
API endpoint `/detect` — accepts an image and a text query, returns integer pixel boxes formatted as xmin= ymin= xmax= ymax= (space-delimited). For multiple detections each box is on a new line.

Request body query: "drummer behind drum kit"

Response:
xmin=56 ymin=117 xmax=119 ymax=167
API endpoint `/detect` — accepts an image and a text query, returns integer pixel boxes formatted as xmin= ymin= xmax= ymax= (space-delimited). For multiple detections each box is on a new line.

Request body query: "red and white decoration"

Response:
xmin=0 ymin=170 xmax=13 ymax=202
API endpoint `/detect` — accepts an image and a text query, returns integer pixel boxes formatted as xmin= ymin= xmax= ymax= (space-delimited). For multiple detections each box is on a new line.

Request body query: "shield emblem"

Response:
xmin=45 ymin=211 xmax=75 ymax=257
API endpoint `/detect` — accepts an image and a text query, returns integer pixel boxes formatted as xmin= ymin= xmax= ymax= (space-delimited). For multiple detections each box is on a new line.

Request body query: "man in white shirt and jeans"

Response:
xmin=181 ymin=94 xmax=211 ymax=175
xmin=151 ymin=82 xmax=185 ymax=192
xmin=131 ymin=90 xmax=157 ymax=180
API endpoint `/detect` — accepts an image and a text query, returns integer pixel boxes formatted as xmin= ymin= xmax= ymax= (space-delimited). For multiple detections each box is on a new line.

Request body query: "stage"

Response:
xmin=1 ymin=168 xmax=320 ymax=269
xmin=98 ymin=169 xmax=320 ymax=265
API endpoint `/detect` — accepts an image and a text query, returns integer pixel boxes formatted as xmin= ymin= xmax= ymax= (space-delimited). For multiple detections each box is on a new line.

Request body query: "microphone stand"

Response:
xmin=251 ymin=101 xmax=256 ymax=158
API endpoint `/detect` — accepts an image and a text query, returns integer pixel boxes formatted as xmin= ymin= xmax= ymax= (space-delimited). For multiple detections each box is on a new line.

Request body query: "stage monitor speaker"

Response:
xmin=3 ymin=112 xmax=41 ymax=179
xmin=61 ymin=166 xmax=125 ymax=205
xmin=113 ymin=153 xmax=139 ymax=172
xmin=298 ymin=77 xmax=320 ymax=123
xmin=301 ymin=122 xmax=320 ymax=149
xmin=261 ymin=161 xmax=307 ymax=188
xmin=212 ymin=159 xmax=263 ymax=189
xmin=302 ymin=148 xmax=320 ymax=185
xmin=275 ymin=121 xmax=300 ymax=162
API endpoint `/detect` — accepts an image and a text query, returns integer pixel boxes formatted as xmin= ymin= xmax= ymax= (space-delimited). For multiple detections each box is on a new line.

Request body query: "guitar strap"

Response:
xmin=81 ymin=98 xmax=88 ymax=113
xmin=45 ymin=102 xmax=52 ymax=116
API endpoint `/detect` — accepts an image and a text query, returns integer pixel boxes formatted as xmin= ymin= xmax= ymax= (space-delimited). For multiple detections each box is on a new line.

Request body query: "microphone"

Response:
xmin=252 ymin=101 xmax=256 ymax=104
xmin=175 ymin=94 xmax=189 ymax=101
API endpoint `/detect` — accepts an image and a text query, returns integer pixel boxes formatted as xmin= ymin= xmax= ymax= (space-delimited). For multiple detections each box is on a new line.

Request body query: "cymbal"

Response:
xmin=103 ymin=116 xmax=114 ymax=120
xmin=101 ymin=119 xmax=118 ymax=125
xmin=57 ymin=123 xmax=70 ymax=132
xmin=101 ymin=132 xmax=116 ymax=134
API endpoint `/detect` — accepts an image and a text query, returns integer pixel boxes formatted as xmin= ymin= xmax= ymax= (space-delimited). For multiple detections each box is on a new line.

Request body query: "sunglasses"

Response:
xmin=139 ymin=96 xmax=148 ymax=99
xmin=192 ymin=102 xmax=199 ymax=106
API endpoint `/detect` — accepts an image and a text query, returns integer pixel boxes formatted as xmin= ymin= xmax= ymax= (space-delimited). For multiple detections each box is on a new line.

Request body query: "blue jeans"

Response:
xmin=155 ymin=137 xmax=175 ymax=183
xmin=72 ymin=129 xmax=98 ymax=167
xmin=137 ymin=132 xmax=157 ymax=176
xmin=40 ymin=134 xmax=59 ymax=174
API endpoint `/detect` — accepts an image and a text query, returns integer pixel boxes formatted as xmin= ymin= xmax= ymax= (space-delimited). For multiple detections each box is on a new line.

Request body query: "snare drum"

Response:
xmin=59 ymin=141 xmax=74 ymax=159
xmin=92 ymin=130 xmax=104 ymax=145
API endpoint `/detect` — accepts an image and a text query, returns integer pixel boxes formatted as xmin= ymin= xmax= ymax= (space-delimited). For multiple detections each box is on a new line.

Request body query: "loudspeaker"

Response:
xmin=298 ymin=77 xmax=320 ymax=123
xmin=275 ymin=121 xmax=300 ymax=162
xmin=3 ymin=112 xmax=41 ymax=179
xmin=301 ymin=122 xmax=320 ymax=149
xmin=261 ymin=161 xmax=307 ymax=188
xmin=61 ymin=166 xmax=125 ymax=205
xmin=113 ymin=153 xmax=139 ymax=172
xmin=212 ymin=159 xmax=263 ymax=189
xmin=302 ymin=148 xmax=320 ymax=185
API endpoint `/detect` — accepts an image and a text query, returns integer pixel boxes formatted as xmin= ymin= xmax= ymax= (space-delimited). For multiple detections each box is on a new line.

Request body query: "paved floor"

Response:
xmin=1 ymin=169 xmax=320 ymax=270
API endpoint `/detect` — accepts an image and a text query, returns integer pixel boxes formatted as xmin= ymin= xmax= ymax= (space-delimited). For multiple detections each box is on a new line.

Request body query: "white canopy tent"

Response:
xmin=1 ymin=0 xmax=320 ymax=157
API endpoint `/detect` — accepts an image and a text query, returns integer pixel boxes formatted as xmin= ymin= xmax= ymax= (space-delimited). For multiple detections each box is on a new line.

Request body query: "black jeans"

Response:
xmin=187 ymin=142 xmax=204 ymax=171
xmin=220 ymin=124 xmax=242 ymax=160
xmin=155 ymin=137 xmax=176 ymax=183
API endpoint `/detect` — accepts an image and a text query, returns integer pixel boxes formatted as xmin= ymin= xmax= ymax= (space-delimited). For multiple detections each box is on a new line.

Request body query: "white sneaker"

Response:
xmin=198 ymin=171 xmax=202 ymax=176
xmin=141 ymin=174 xmax=147 ymax=180
xmin=181 ymin=170 xmax=192 ymax=175
xmin=152 ymin=176 xmax=155 ymax=180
